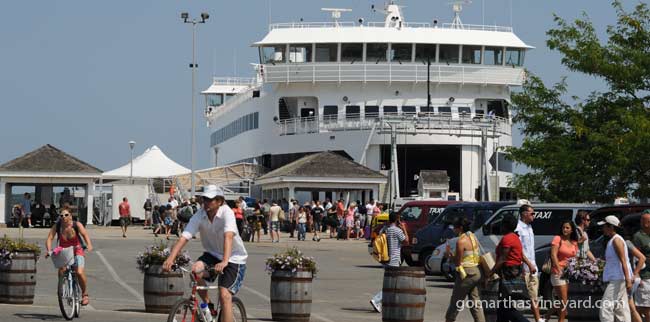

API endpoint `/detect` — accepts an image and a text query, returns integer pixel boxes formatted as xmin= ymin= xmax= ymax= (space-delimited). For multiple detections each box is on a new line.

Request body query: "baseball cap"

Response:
xmin=597 ymin=215 xmax=620 ymax=227
xmin=200 ymin=185 xmax=224 ymax=199
xmin=643 ymin=209 xmax=650 ymax=215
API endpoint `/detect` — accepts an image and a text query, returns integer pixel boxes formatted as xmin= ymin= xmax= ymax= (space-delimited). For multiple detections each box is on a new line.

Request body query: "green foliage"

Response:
xmin=135 ymin=239 xmax=191 ymax=273
xmin=0 ymin=235 xmax=41 ymax=265
xmin=508 ymin=1 xmax=650 ymax=202
xmin=265 ymin=247 xmax=317 ymax=276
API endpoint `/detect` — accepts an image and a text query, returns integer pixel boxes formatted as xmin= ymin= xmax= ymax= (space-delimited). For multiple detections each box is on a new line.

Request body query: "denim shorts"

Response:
xmin=270 ymin=221 xmax=280 ymax=232
xmin=74 ymin=255 xmax=85 ymax=268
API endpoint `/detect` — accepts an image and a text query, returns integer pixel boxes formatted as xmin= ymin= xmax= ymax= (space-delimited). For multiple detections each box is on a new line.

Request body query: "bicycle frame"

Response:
xmin=178 ymin=266 xmax=221 ymax=321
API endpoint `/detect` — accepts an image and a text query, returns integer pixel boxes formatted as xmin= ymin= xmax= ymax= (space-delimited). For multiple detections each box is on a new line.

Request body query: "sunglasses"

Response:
xmin=62 ymin=213 xmax=71 ymax=217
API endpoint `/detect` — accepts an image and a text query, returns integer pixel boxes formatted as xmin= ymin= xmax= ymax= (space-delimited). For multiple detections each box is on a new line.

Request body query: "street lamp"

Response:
xmin=181 ymin=11 xmax=209 ymax=197
xmin=129 ymin=141 xmax=136 ymax=184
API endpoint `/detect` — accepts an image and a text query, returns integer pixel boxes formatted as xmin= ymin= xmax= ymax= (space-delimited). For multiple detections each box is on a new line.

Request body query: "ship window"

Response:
xmin=415 ymin=44 xmax=436 ymax=62
xmin=341 ymin=43 xmax=363 ymax=63
xmin=439 ymin=45 xmax=460 ymax=64
xmin=315 ymin=43 xmax=337 ymax=62
xmin=207 ymin=94 xmax=224 ymax=107
xmin=323 ymin=105 xmax=338 ymax=122
xmin=390 ymin=44 xmax=412 ymax=62
xmin=260 ymin=45 xmax=285 ymax=64
xmin=383 ymin=106 xmax=398 ymax=115
xmin=366 ymin=43 xmax=388 ymax=63
xmin=438 ymin=106 xmax=452 ymax=114
xmin=505 ymin=48 xmax=524 ymax=66
xmin=402 ymin=106 xmax=416 ymax=115
xmin=365 ymin=105 xmax=379 ymax=118
xmin=289 ymin=44 xmax=313 ymax=63
xmin=420 ymin=105 xmax=434 ymax=114
xmin=346 ymin=105 xmax=360 ymax=119
xmin=462 ymin=46 xmax=482 ymax=64
xmin=484 ymin=47 xmax=503 ymax=65
xmin=458 ymin=106 xmax=471 ymax=116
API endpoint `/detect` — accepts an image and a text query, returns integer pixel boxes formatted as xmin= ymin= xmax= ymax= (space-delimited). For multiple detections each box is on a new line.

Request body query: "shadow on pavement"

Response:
xmin=341 ymin=307 xmax=377 ymax=313
xmin=14 ymin=313 xmax=61 ymax=320
xmin=116 ymin=309 xmax=161 ymax=314
xmin=354 ymin=265 xmax=384 ymax=269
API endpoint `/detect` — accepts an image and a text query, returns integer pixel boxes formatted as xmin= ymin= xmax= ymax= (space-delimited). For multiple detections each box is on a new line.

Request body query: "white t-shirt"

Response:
xmin=269 ymin=205 xmax=282 ymax=221
xmin=182 ymin=205 xmax=248 ymax=265
xmin=169 ymin=199 xmax=179 ymax=209
xmin=366 ymin=203 xmax=375 ymax=216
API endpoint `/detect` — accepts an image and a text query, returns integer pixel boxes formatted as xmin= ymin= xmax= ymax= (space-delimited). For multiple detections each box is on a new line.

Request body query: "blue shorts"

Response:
xmin=270 ymin=221 xmax=280 ymax=232
xmin=74 ymin=255 xmax=85 ymax=268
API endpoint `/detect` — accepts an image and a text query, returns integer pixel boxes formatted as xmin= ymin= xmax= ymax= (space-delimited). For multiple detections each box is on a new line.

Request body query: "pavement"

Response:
xmin=1 ymin=226 xmax=498 ymax=322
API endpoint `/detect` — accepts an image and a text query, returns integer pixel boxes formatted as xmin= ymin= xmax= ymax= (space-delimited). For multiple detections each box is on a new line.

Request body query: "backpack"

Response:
xmin=372 ymin=232 xmax=389 ymax=263
xmin=56 ymin=219 xmax=86 ymax=250
xmin=178 ymin=206 xmax=194 ymax=223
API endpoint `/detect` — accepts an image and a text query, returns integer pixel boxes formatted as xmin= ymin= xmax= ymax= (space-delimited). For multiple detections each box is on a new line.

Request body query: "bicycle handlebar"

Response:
xmin=171 ymin=264 xmax=221 ymax=275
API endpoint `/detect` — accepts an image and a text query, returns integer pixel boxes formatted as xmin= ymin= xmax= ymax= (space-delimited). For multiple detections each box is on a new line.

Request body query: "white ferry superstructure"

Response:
xmin=201 ymin=3 xmax=532 ymax=202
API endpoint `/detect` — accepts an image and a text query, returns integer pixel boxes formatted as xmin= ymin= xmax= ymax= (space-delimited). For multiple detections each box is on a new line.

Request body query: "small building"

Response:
xmin=417 ymin=170 xmax=450 ymax=200
xmin=0 ymin=144 xmax=102 ymax=226
xmin=255 ymin=151 xmax=386 ymax=204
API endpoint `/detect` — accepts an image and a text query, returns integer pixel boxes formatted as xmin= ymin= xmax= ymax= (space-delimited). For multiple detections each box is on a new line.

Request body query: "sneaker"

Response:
xmin=537 ymin=319 xmax=546 ymax=322
xmin=370 ymin=299 xmax=381 ymax=313
xmin=29 ymin=225 xmax=34 ymax=228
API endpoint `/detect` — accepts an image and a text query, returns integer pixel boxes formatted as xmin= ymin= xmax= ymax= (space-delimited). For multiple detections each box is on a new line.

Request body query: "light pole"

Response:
xmin=129 ymin=141 xmax=136 ymax=184
xmin=181 ymin=11 xmax=209 ymax=197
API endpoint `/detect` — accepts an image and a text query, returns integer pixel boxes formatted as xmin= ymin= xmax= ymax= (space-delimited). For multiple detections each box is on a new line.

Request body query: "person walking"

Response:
xmin=233 ymin=200 xmax=244 ymax=235
xmin=21 ymin=192 xmax=33 ymax=228
xmin=626 ymin=236 xmax=647 ymax=322
xmin=599 ymin=215 xmax=632 ymax=322
xmin=269 ymin=201 xmax=282 ymax=243
xmin=369 ymin=211 xmax=409 ymax=313
xmin=288 ymin=201 xmax=298 ymax=238
xmin=445 ymin=217 xmax=485 ymax=322
xmin=633 ymin=210 xmax=650 ymax=322
xmin=515 ymin=204 xmax=544 ymax=322
xmin=574 ymin=210 xmax=596 ymax=261
xmin=152 ymin=205 xmax=162 ymax=237
xmin=297 ymin=207 xmax=307 ymax=241
xmin=544 ymin=220 xmax=578 ymax=322
xmin=143 ymin=199 xmax=153 ymax=229
xmin=345 ymin=203 xmax=355 ymax=240
xmin=118 ymin=197 xmax=131 ymax=238
xmin=311 ymin=201 xmax=323 ymax=241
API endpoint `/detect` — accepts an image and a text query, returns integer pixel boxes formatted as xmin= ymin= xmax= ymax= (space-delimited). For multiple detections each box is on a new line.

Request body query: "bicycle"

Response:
xmin=48 ymin=247 xmax=83 ymax=320
xmin=168 ymin=265 xmax=247 ymax=322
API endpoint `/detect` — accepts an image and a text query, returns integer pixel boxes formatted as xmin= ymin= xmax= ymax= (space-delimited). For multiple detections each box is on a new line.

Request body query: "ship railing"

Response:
xmin=269 ymin=21 xmax=512 ymax=32
xmin=277 ymin=113 xmax=511 ymax=136
xmin=262 ymin=62 xmax=524 ymax=86
xmin=211 ymin=77 xmax=260 ymax=87
xmin=206 ymin=86 xmax=260 ymax=121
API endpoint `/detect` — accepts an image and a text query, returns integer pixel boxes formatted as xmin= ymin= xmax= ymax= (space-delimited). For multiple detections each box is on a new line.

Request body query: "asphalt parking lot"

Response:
xmin=1 ymin=226 xmax=504 ymax=322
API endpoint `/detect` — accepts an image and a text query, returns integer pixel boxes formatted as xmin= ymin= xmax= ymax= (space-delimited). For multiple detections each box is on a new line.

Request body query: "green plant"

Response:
xmin=136 ymin=239 xmax=191 ymax=273
xmin=265 ymin=247 xmax=317 ymax=276
xmin=0 ymin=235 xmax=41 ymax=265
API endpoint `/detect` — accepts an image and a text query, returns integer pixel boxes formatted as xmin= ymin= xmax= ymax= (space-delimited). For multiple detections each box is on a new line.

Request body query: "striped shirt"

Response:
xmin=385 ymin=225 xmax=406 ymax=267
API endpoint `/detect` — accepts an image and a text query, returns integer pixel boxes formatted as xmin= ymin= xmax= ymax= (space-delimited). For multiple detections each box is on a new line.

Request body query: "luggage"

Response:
xmin=364 ymin=225 xmax=371 ymax=240
xmin=336 ymin=227 xmax=347 ymax=240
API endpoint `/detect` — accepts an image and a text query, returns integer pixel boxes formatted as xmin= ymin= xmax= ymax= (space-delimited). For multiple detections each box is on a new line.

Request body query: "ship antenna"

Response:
xmin=449 ymin=0 xmax=471 ymax=29
xmin=321 ymin=8 xmax=352 ymax=27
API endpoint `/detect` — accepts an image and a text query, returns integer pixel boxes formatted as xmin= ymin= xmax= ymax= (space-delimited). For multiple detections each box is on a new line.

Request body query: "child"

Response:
xmin=354 ymin=215 xmax=363 ymax=240
xmin=163 ymin=204 xmax=173 ymax=240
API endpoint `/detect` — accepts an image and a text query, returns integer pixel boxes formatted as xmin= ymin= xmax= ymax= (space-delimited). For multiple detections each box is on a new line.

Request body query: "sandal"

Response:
xmin=81 ymin=294 xmax=90 ymax=306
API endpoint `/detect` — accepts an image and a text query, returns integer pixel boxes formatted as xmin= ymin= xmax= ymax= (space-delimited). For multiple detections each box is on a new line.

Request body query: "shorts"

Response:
xmin=197 ymin=252 xmax=246 ymax=294
xmin=24 ymin=212 xmax=31 ymax=219
xmin=144 ymin=211 xmax=152 ymax=221
xmin=119 ymin=216 xmax=131 ymax=227
xmin=73 ymin=255 xmax=85 ymax=268
xmin=313 ymin=220 xmax=321 ymax=232
xmin=270 ymin=221 xmax=280 ymax=232
xmin=550 ymin=273 xmax=567 ymax=286
xmin=635 ymin=279 xmax=650 ymax=307
xmin=524 ymin=273 xmax=539 ymax=302
xmin=164 ymin=217 xmax=173 ymax=226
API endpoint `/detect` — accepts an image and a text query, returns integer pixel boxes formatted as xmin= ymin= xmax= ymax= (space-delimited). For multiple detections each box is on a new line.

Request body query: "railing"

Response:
xmin=211 ymin=77 xmax=259 ymax=87
xmin=206 ymin=86 xmax=258 ymax=122
xmin=262 ymin=63 xmax=525 ymax=86
xmin=269 ymin=21 xmax=512 ymax=32
xmin=277 ymin=113 xmax=511 ymax=136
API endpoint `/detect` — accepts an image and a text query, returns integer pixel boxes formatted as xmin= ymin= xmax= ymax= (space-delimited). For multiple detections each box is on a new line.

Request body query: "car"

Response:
xmin=411 ymin=202 xmax=513 ymax=273
xmin=586 ymin=204 xmax=650 ymax=241
xmin=425 ymin=239 xmax=458 ymax=281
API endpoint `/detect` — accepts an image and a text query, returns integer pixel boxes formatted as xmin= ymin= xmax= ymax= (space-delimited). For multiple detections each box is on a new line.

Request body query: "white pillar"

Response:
xmin=0 ymin=179 xmax=6 ymax=225
xmin=86 ymin=181 xmax=95 ymax=226
xmin=288 ymin=185 xmax=295 ymax=201
xmin=372 ymin=186 xmax=379 ymax=203
xmin=460 ymin=145 xmax=480 ymax=201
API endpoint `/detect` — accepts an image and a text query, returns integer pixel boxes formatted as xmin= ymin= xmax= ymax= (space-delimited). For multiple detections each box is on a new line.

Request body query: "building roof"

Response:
xmin=0 ymin=144 xmax=102 ymax=173
xmin=419 ymin=170 xmax=449 ymax=185
xmin=257 ymin=152 xmax=385 ymax=180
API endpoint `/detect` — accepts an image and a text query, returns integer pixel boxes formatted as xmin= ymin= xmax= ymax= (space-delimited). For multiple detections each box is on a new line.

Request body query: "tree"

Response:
xmin=508 ymin=1 xmax=650 ymax=202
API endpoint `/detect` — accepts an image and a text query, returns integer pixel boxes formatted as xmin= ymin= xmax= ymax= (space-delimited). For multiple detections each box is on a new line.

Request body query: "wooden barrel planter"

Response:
xmin=566 ymin=282 xmax=603 ymax=321
xmin=479 ymin=280 xmax=499 ymax=322
xmin=0 ymin=251 xmax=37 ymax=304
xmin=382 ymin=266 xmax=426 ymax=322
xmin=143 ymin=265 xmax=185 ymax=313
xmin=270 ymin=270 xmax=313 ymax=322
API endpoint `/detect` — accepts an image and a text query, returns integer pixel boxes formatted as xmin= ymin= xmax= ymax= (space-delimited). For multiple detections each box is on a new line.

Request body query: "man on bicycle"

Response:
xmin=163 ymin=185 xmax=247 ymax=322
xmin=45 ymin=209 xmax=94 ymax=306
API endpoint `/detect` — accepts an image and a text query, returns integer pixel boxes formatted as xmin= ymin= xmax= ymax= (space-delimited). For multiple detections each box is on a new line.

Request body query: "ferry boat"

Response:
xmin=200 ymin=2 xmax=532 ymax=202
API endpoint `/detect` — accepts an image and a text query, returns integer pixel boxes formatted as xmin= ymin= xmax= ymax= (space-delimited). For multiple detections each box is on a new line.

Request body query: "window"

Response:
xmin=438 ymin=106 xmax=452 ymax=114
xmin=415 ymin=44 xmax=436 ymax=62
xmin=420 ymin=106 xmax=434 ymax=114
xmin=434 ymin=207 xmax=465 ymax=225
xmin=210 ymin=112 xmax=259 ymax=145
xmin=402 ymin=106 xmax=416 ymax=115
xmin=529 ymin=209 xmax=573 ymax=236
xmin=207 ymin=94 xmax=224 ymax=107
xmin=323 ymin=105 xmax=338 ymax=122
xmin=462 ymin=45 xmax=482 ymax=64
xmin=345 ymin=105 xmax=360 ymax=119
xmin=484 ymin=47 xmax=503 ymax=65
xmin=400 ymin=206 xmax=423 ymax=222
xmin=439 ymin=45 xmax=459 ymax=64
xmin=390 ymin=44 xmax=412 ymax=62
xmin=505 ymin=48 xmax=525 ymax=66
xmin=366 ymin=43 xmax=388 ymax=63
xmin=383 ymin=106 xmax=398 ymax=116
xmin=341 ymin=43 xmax=363 ymax=62
xmin=260 ymin=45 xmax=285 ymax=64
xmin=289 ymin=44 xmax=313 ymax=63
xmin=482 ymin=209 xmax=515 ymax=235
xmin=471 ymin=209 xmax=495 ymax=232
xmin=365 ymin=105 xmax=379 ymax=118
xmin=315 ymin=43 xmax=337 ymax=62
xmin=458 ymin=106 xmax=471 ymax=116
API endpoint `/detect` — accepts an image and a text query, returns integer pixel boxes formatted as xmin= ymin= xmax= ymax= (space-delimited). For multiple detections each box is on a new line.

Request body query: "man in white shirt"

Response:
xmin=164 ymin=185 xmax=247 ymax=322
xmin=515 ymin=204 xmax=543 ymax=322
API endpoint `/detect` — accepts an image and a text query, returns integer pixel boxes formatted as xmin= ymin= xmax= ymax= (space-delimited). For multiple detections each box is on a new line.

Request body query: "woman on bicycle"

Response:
xmin=45 ymin=209 xmax=94 ymax=306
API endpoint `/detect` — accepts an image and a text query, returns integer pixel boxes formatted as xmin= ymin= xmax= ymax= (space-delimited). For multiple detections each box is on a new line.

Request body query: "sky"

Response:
xmin=0 ymin=0 xmax=631 ymax=172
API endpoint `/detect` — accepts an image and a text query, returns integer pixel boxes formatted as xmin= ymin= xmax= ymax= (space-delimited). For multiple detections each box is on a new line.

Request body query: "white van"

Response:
xmin=475 ymin=203 xmax=602 ymax=254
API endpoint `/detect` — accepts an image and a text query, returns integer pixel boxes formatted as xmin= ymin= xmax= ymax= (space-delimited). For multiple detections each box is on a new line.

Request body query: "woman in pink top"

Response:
xmin=345 ymin=204 xmax=355 ymax=239
xmin=545 ymin=220 xmax=578 ymax=322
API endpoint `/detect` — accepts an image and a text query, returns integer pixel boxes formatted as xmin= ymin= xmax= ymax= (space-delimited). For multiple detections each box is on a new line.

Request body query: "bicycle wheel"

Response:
xmin=73 ymin=279 xmax=82 ymax=318
xmin=167 ymin=298 xmax=195 ymax=322
xmin=58 ymin=273 xmax=75 ymax=320
xmin=231 ymin=297 xmax=247 ymax=322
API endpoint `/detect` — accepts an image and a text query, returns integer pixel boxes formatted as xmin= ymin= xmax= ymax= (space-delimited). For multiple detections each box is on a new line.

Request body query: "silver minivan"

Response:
xmin=475 ymin=203 xmax=602 ymax=254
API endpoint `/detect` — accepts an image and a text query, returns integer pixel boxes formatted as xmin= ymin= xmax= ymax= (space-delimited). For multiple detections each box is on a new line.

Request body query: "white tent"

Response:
xmin=102 ymin=145 xmax=190 ymax=179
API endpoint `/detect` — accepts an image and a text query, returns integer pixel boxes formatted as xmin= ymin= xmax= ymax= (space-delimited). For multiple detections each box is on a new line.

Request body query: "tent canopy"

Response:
xmin=102 ymin=145 xmax=190 ymax=179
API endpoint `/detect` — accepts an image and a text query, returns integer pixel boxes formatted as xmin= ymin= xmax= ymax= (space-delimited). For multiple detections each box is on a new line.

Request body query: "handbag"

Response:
xmin=541 ymin=257 xmax=552 ymax=275
xmin=498 ymin=265 xmax=530 ymax=301
xmin=278 ymin=209 xmax=286 ymax=221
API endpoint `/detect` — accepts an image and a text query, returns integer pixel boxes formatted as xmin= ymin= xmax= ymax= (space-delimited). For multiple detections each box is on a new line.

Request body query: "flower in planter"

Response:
xmin=136 ymin=239 xmax=191 ymax=273
xmin=563 ymin=257 xmax=604 ymax=285
xmin=0 ymin=235 xmax=41 ymax=265
xmin=265 ymin=246 xmax=317 ymax=275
